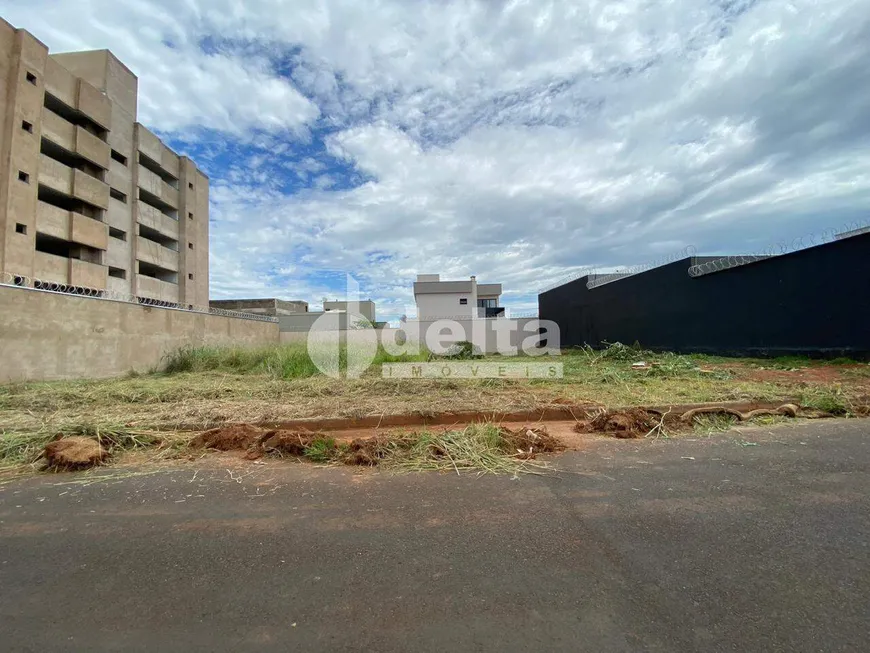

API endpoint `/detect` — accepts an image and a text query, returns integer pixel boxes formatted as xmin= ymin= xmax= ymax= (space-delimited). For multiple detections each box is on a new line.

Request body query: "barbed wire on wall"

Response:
xmin=539 ymin=265 xmax=600 ymax=295
xmin=539 ymin=245 xmax=699 ymax=294
xmin=687 ymin=221 xmax=870 ymax=278
xmin=586 ymin=245 xmax=698 ymax=290
xmin=0 ymin=272 xmax=278 ymax=323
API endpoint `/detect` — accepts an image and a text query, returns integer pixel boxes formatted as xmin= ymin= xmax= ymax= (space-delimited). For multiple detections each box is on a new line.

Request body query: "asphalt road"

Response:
xmin=1 ymin=419 xmax=868 ymax=652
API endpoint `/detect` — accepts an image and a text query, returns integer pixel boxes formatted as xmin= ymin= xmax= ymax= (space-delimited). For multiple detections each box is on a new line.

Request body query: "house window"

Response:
xmin=25 ymin=71 xmax=37 ymax=85
xmin=111 ymin=150 xmax=128 ymax=166
xmin=109 ymin=227 xmax=127 ymax=241
xmin=459 ymin=298 xmax=468 ymax=305
xmin=22 ymin=120 xmax=33 ymax=133
xmin=18 ymin=171 xmax=30 ymax=183
xmin=15 ymin=223 xmax=27 ymax=235
xmin=477 ymin=298 xmax=497 ymax=308
xmin=110 ymin=188 xmax=127 ymax=203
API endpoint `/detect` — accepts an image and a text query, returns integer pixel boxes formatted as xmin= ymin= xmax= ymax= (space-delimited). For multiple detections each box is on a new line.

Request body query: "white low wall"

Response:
xmin=279 ymin=319 xmax=551 ymax=354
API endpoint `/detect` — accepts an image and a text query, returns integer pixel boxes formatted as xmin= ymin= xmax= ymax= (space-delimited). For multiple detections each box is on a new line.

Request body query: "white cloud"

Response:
xmin=8 ymin=0 xmax=870 ymax=320
xmin=5 ymin=1 xmax=319 ymax=135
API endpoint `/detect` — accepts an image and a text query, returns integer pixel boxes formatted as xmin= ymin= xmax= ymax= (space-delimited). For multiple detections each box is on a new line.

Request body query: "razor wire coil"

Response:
xmin=0 ymin=272 xmax=278 ymax=323
xmin=687 ymin=221 xmax=869 ymax=278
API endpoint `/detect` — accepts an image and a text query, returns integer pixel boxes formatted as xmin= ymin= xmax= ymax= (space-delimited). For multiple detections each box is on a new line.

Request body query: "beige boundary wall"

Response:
xmin=0 ymin=285 xmax=279 ymax=382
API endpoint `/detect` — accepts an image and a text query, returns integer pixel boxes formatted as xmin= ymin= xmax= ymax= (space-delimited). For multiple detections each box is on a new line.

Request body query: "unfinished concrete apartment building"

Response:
xmin=0 ymin=19 xmax=208 ymax=306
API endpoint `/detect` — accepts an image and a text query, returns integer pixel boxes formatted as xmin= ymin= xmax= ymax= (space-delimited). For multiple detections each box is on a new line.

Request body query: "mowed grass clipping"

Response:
xmin=1 ymin=342 xmax=867 ymax=476
xmin=285 ymin=424 xmax=556 ymax=476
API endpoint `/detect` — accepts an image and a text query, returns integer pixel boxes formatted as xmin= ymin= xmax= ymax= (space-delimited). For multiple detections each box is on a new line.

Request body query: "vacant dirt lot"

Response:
xmin=1 ymin=345 xmax=867 ymax=476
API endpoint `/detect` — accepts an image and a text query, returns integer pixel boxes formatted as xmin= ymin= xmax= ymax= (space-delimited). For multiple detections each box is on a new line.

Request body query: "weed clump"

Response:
xmin=800 ymin=387 xmax=850 ymax=415
xmin=161 ymin=344 xmax=320 ymax=379
xmin=430 ymin=341 xmax=483 ymax=360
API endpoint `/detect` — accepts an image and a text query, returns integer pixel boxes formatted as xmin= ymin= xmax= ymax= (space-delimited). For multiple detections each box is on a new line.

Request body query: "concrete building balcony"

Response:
xmin=33 ymin=251 xmax=69 ymax=285
xmin=137 ymin=200 xmax=179 ymax=240
xmin=138 ymin=164 xmax=179 ymax=210
xmin=38 ymin=154 xmax=109 ymax=210
xmin=136 ymin=274 xmax=179 ymax=304
xmin=30 ymin=251 xmax=107 ymax=290
xmin=136 ymin=236 xmax=179 ymax=272
xmin=41 ymin=108 xmax=75 ymax=152
xmin=36 ymin=201 xmax=108 ymax=251
xmin=38 ymin=154 xmax=73 ymax=196
xmin=76 ymin=79 xmax=111 ymax=131
xmin=136 ymin=124 xmax=180 ymax=179
xmin=41 ymin=108 xmax=110 ymax=170
xmin=73 ymin=168 xmax=109 ymax=210
xmin=70 ymin=258 xmax=108 ymax=289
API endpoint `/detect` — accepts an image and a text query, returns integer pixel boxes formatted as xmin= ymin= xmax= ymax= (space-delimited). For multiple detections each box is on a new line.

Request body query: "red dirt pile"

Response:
xmin=578 ymin=409 xmax=663 ymax=439
xmin=43 ymin=437 xmax=109 ymax=470
xmin=578 ymin=403 xmax=805 ymax=439
xmin=257 ymin=430 xmax=321 ymax=456
xmin=189 ymin=424 xmax=265 ymax=451
xmin=500 ymin=425 xmax=564 ymax=458
xmin=342 ymin=436 xmax=393 ymax=466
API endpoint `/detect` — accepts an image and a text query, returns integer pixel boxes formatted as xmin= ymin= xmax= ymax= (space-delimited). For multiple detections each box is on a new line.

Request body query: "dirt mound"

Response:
xmin=258 ymin=430 xmax=320 ymax=456
xmin=189 ymin=424 xmax=265 ymax=451
xmin=500 ymin=425 xmax=564 ymax=458
xmin=342 ymin=436 xmax=392 ymax=466
xmin=580 ymin=409 xmax=662 ymax=439
xmin=44 ymin=437 xmax=109 ymax=470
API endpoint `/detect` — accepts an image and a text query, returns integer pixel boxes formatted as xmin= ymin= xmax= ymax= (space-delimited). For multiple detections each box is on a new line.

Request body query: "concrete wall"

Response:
xmin=539 ymin=232 xmax=870 ymax=358
xmin=211 ymin=298 xmax=309 ymax=316
xmin=401 ymin=318 xmax=545 ymax=354
xmin=0 ymin=285 xmax=279 ymax=382
xmin=323 ymin=300 xmax=375 ymax=322
xmin=278 ymin=319 xmax=545 ymax=355
xmin=279 ymin=328 xmax=403 ymax=346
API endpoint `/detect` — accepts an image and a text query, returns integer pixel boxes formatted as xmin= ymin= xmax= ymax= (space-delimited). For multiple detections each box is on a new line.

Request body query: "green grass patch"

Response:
xmin=303 ymin=436 xmax=338 ymax=463
xmin=800 ymin=387 xmax=851 ymax=415
xmin=161 ymin=344 xmax=321 ymax=378
xmin=692 ymin=413 xmax=739 ymax=434
xmin=159 ymin=343 xmax=429 ymax=379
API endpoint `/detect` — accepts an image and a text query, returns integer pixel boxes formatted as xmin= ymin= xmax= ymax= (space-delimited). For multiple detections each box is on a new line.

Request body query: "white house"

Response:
xmin=413 ymin=274 xmax=504 ymax=319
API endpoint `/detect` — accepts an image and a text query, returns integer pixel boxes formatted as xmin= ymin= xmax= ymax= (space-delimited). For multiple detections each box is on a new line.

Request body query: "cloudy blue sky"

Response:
xmin=6 ymin=0 xmax=870 ymax=318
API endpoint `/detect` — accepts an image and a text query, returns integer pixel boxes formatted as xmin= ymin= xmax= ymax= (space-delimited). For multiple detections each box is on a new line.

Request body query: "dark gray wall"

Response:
xmin=539 ymin=233 xmax=870 ymax=358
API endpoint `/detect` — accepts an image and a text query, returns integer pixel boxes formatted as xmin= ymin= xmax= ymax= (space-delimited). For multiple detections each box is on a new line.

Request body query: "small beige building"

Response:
xmin=0 ymin=19 xmax=208 ymax=306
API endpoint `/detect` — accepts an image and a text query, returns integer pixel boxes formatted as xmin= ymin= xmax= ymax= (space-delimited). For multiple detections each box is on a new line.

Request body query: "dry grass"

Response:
xmin=1 ymin=343 xmax=867 ymax=476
